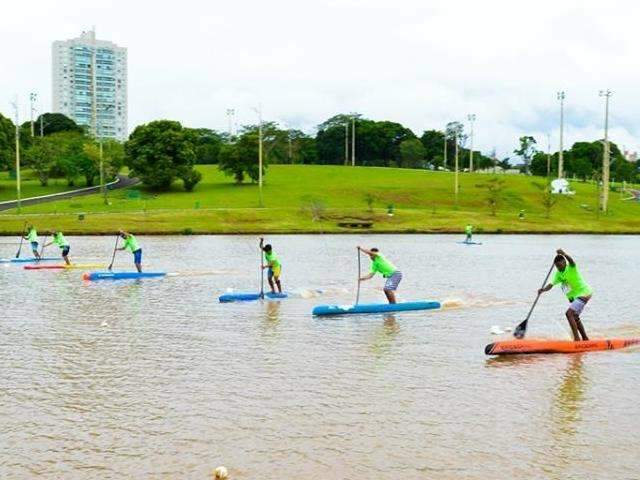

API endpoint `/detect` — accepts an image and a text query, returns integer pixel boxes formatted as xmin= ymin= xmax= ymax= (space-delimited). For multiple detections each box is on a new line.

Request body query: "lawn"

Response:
xmin=0 ymin=170 xmax=91 ymax=202
xmin=0 ymin=165 xmax=639 ymax=234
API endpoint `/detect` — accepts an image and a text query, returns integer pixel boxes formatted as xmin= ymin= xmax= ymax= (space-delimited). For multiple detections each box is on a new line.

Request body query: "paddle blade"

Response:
xmin=513 ymin=321 xmax=527 ymax=339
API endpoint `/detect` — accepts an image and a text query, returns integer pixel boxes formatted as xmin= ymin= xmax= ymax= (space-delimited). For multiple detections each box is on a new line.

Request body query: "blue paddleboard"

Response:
xmin=0 ymin=257 xmax=60 ymax=263
xmin=219 ymin=292 xmax=288 ymax=303
xmin=312 ymin=300 xmax=441 ymax=316
xmin=458 ymin=241 xmax=483 ymax=245
xmin=83 ymin=271 xmax=167 ymax=281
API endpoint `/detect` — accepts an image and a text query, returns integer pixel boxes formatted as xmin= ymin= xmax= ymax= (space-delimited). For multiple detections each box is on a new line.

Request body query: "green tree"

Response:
xmin=476 ymin=177 xmax=506 ymax=216
xmin=0 ymin=113 xmax=14 ymax=171
xmin=23 ymin=136 xmax=63 ymax=185
xmin=218 ymin=129 xmax=266 ymax=183
xmin=532 ymin=180 xmax=559 ymax=218
xmin=189 ymin=128 xmax=224 ymax=164
xmin=399 ymin=138 xmax=426 ymax=168
xmin=35 ymin=113 xmax=84 ymax=136
xmin=514 ymin=136 xmax=537 ymax=173
xmin=420 ymin=130 xmax=446 ymax=168
xmin=125 ymin=120 xmax=200 ymax=191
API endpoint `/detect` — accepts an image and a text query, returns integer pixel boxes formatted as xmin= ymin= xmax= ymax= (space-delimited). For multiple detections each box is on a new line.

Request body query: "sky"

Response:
xmin=2 ymin=0 xmax=639 ymax=158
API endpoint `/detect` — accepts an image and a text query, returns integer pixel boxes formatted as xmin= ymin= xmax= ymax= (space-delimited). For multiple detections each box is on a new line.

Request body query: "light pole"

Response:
xmin=351 ymin=114 xmax=356 ymax=166
xmin=253 ymin=105 xmax=264 ymax=207
xmin=98 ymin=104 xmax=114 ymax=204
xmin=11 ymin=97 xmax=21 ymax=213
xmin=226 ymin=109 xmax=235 ymax=136
xmin=443 ymin=128 xmax=447 ymax=169
xmin=454 ymin=130 xmax=459 ymax=204
xmin=288 ymin=130 xmax=293 ymax=163
xmin=29 ymin=92 xmax=37 ymax=137
xmin=467 ymin=114 xmax=476 ymax=172
xmin=599 ymin=89 xmax=612 ymax=213
xmin=546 ymin=133 xmax=551 ymax=178
xmin=344 ymin=121 xmax=349 ymax=165
xmin=557 ymin=91 xmax=565 ymax=179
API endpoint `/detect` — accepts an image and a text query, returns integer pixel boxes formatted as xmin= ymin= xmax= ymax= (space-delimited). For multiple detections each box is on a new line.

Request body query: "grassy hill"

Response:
xmin=0 ymin=165 xmax=639 ymax=234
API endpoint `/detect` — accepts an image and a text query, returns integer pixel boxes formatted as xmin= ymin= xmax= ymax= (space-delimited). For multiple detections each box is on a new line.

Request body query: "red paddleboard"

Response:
xmin=485 ymin=338 xmax=640 ymax=355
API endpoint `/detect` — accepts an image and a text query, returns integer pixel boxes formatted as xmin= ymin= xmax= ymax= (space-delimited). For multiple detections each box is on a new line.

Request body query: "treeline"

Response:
xmin=2 ymin=110 xmax=638 ymax=194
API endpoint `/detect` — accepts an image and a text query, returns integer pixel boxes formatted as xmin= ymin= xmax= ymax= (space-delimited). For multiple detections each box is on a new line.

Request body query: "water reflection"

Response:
xmin=368 ymin=314 xmax=401 ymax=359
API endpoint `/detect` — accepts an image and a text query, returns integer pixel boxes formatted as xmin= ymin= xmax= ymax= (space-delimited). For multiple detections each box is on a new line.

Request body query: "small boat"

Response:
xmin=458 ymin=241 xmax=483 ymax=245
xmin=24 ymin=263 xmax=105 ymax=270
xmin=219 ymin=292 xmax=288 ymax=303
xmin=0 ymin=257 xmax=60 ymax=263
xmin=312 ymin=300 xmax=441 ymax=316
xmin=82 ymin=271 xmax=167 ymax=281
xmin=485 ymin=338 xmax=640 ymax=355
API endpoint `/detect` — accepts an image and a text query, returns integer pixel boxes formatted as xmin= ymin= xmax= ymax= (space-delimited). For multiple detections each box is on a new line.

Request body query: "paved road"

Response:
xmin=0 ymin=175 xmax=139 ymax=212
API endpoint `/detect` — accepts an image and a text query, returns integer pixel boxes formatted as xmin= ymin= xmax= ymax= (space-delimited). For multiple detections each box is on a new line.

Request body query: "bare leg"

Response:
xmin=268 ymin=278 xmax=275 ymax=293
xmin=384 ymin=289 xmax=397 ymax=304
xmin=135 ymin=262 xmax=142 ymax=273
xmin=63 ymin=254 xmax=71 ymax=266
xmin=566 ymin=310 xmax=581 ymax=341
xmin=575 ymin=316 xmax=589 ymax=340
xmin=275 ymin=279 xmax=282 ymax=293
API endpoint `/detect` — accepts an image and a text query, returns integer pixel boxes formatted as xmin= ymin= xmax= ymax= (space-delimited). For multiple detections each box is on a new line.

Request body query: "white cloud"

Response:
xmin=1 ymin=0 xmax=638 ymax=156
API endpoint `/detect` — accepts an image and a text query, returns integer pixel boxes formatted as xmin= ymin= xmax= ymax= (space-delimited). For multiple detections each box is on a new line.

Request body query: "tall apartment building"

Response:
xmin=52 ymin=29 xmax=128 ymax=141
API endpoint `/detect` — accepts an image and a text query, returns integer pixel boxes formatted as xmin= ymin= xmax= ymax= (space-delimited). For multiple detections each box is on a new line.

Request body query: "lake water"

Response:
xmin=1 ymin=234 xmax=639 ymax=479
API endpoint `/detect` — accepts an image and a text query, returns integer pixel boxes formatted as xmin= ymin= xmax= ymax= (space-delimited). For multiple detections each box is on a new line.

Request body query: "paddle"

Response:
xmin=259 ymin=237 xmax=265 ymax=299
xmin=15 ymin=221 xmax=27 ymax=258
xmin=39 ymin=234 xmax=48 ymax=260
xmin=107 ymin=234 xmax=120 ymax=271
xmin=513 ymin=260 xmax=556 ymax=339
xmin=355 ymin=247 xmax=362 ymax=305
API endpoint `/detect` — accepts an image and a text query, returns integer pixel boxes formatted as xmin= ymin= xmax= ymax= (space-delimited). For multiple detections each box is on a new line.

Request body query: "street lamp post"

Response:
xmin=557 ymin=91 xmax=565 ymax=179
xmin=351 ymin=114 xmax=356 ymax=167
xmin=29 ymin=92 xmax=37 ymax=137
xmin=443 ymin=128 xmax=447 ymax=169
xmin=226 ymin=109 xmax=235 ymax=136
xmin=454 ymin=130 xmax=459 ymax=204
xmin=11 ymin=98 xmax=21 ymax=213
xmin=599 ymin=89 xmax=612 ymax=213
xmin=344 ymin=122 xmax=349 ymax=165
xmin=253 ymin=105 xmax=264 ymax=207
xmin=98 ymin=104 xmax=114 ymax=205
xmin=467 ymin=114 xmax=476 ymax=172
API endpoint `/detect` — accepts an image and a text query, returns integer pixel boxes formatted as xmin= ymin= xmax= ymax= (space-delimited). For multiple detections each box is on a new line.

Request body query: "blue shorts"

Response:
xmin=61 ymin=246 xmax=70 ymax=256
xmin=31 ymin=241 xmax=39 ymax=251
xmin=133 ymin=249 xmax=142 ymax=264
xmin=384 ymin=271 xmax=403 ymax=291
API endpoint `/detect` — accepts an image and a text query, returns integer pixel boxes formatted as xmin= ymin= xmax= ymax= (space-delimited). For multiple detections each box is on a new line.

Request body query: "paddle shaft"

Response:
xmin=259 ymin=237 xmax=264 ymax=299
xmin=15 ymin=222 xmax=27 ymax=258
xmin=39 ymin=234 xmax=48 ymax=258
xmin=108 ymin=235 xmax=120 ymax=271
xmin=355 ymin=247 xmax=362 ymax=305
xmin=514 ymin=261 xmax=555 ymax=338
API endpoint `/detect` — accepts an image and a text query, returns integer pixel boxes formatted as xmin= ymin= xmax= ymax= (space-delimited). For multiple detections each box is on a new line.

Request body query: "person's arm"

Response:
xmin=538 ymin=284 xmax=553 ymax=294
xmin=557 ymin=249 xmax=575 ymax=266
xmin=357 ymin=246 xmax=375 ymax=256
xmin=359 ymin=272 xmax=375 ymax=282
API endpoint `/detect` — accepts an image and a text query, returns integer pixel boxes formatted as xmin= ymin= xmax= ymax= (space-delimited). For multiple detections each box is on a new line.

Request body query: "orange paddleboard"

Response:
xmin=485 ymin=338 xmax=640 ymax=355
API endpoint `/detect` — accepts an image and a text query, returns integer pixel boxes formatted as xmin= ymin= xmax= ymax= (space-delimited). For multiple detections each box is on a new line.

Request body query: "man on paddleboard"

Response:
xmin=44 ymin=230 xmax=71 ymax=265
xmin=358 ymin=246 xmax=402 ymax=304
xmin=262 ymin=243 xmax=283 ymax=294
xmin=465 ymin=224 xmax=473 ymax=243
xmin=24 ymin=225 xmax=41 ymax=259
xmin=538 ymin=249 xmax=592 ymax=341
xmin=117 ymin=231 xmax=142 ymax=272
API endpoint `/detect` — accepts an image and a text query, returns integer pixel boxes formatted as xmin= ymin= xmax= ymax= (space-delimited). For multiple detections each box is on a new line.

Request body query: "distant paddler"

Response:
xmin=117 ymin=230 xmax=143 ymax=272
xmin=261 ymin=242 xmax=283 ymax=294
xmin=44 ymin=230 xmax=71 ymax=265
xmin=538 ymin=249 xmax=592 ymax=341
xmin=465 ymin=223 xmax=473 ymax=243
xmin=24 ymin=225 xmax=41 ymax=260
xmin=357 ymin=246 xmax=402 ymax=304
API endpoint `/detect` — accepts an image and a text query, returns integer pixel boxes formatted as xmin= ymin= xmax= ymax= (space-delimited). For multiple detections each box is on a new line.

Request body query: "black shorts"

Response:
xmin=61 ymin=246 xmax=70 ymax=256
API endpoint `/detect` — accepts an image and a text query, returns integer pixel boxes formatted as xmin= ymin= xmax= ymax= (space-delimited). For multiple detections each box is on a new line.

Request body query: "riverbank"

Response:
xmin=1 ymin=165 xmax=639 ymax=234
